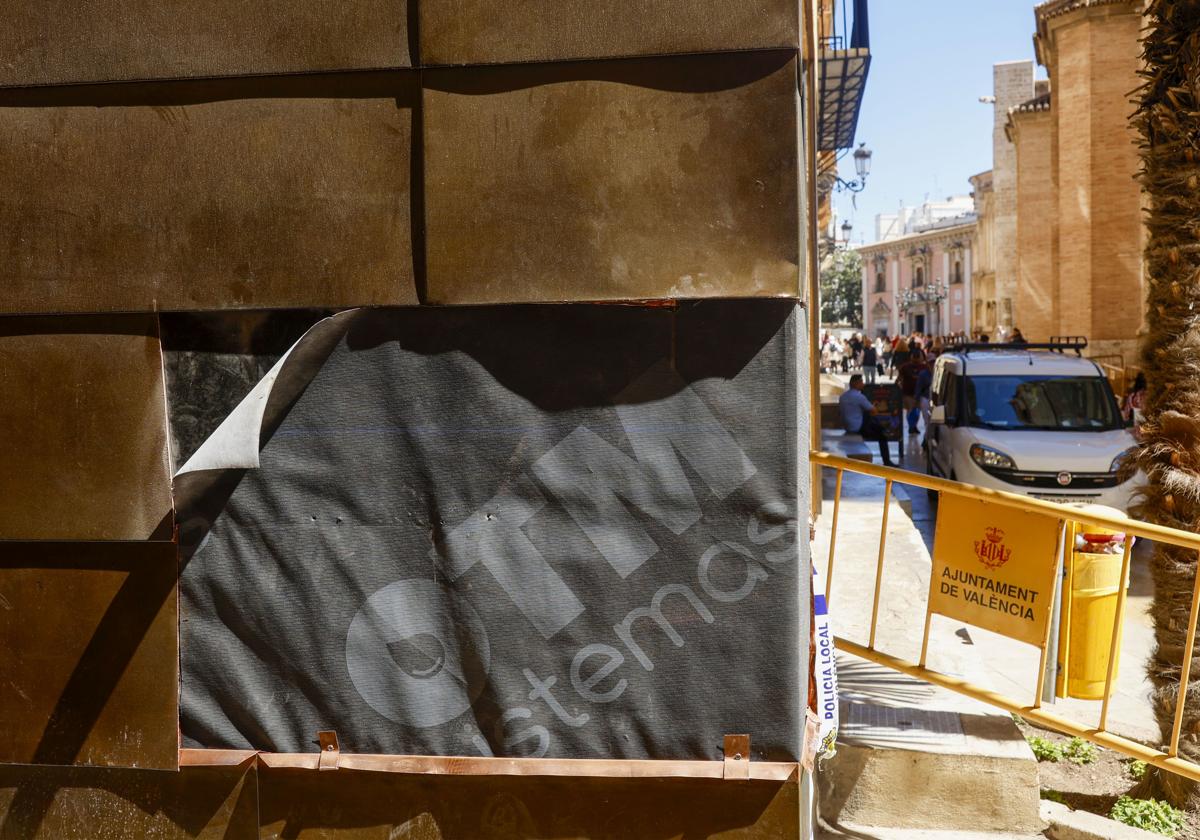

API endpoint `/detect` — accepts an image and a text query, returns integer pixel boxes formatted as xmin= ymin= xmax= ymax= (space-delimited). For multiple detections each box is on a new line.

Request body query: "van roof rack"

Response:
xmin=946 ymin=335 xmax=1088 ymax=356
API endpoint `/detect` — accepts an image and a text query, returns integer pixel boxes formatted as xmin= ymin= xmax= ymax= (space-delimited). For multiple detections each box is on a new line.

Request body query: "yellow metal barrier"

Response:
xmin=813 ymin=450 xmax=1200 ymax=784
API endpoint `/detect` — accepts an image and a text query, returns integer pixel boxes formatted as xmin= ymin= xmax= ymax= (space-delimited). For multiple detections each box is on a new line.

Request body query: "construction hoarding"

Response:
xmin=419 ymin=0 xmax=798 ymax=65
xmin=0 ymin=542 xmax=179 ymax=769
xmin=0 ymin=0 xmax=814 ymax=834
xmin=0 ymin=315 xmax=173 ymax=540
xmin=177 ymin=302 xmax=808 ymax=761
xmin=0 ymin=75 xmax=418 ymax=314
xmin=0 ymin=0 xmax=411 ymax=86
xmin=422 ymin=53 xmax=801 ymax=304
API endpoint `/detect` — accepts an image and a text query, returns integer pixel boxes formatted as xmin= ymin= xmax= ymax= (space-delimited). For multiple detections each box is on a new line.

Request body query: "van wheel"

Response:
xmin=925 ymin=451 xmax=938 ymax=502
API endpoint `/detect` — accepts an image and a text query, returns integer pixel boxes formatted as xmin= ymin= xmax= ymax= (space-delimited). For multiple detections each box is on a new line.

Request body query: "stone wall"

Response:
xmin=1035 ymin=0 xmax=1144 ymax=359
xmin=1011 ymin=106 xmax=1056 ymax=342
xmin=969 ymin=170 xmax=997 ymax=337
xmin=992 ymin=61 xmax=1034 ymax=331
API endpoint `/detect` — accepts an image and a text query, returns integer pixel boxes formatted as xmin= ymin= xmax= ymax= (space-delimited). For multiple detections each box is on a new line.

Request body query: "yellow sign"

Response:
xmin=929 ymin=495 xmax=1062 ymax=646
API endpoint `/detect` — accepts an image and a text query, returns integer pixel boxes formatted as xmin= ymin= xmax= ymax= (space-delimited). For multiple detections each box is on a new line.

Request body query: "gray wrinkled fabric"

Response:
xmin=179 ymin=301 xmax=809 ymax=761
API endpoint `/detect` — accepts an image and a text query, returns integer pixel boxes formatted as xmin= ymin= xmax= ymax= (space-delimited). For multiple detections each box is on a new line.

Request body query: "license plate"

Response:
xmin=1030 ymin=493 xmax=1101 ymax=504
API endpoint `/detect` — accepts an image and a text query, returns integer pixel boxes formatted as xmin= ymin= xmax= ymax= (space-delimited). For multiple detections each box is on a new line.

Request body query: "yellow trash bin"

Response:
xmin=1055 ymin=505 xmax=1132 ymax=701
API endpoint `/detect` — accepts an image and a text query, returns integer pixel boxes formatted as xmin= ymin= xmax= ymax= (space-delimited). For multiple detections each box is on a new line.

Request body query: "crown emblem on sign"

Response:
xmin=974 ymin=526 xmax=1013 ymax=569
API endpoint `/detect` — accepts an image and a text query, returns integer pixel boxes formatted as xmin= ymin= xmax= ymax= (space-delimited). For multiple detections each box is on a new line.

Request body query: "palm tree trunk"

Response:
xmin=1135 ymin=0 xmax=1200 ymax=807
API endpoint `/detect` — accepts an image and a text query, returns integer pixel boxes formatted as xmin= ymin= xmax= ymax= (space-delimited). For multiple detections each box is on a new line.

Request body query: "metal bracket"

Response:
xmin=317 ymin=730 xmax=340 ymax=770
xmin=722 ymin=734 xmax=750 ymax=780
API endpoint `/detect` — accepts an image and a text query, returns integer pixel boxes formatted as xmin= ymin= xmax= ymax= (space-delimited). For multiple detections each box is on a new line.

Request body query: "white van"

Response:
xmin=925 ymin=342 xmax=1140 ymax=510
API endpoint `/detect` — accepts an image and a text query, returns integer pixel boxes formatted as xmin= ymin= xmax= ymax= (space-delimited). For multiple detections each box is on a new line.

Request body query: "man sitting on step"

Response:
xmin=838 ymin=374 xmax=894 ymax=467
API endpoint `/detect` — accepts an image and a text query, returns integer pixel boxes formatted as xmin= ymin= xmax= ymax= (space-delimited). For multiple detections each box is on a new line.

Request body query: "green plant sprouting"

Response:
xmin=1110 ymin=796 xmax=1184 ymax=837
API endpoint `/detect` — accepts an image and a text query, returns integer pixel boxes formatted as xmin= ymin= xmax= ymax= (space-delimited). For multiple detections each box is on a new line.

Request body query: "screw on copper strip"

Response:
xmin=317 ymin=731 xmax=340 ymax=770
xmin=722 ymin=734 xmax=750 ymax=780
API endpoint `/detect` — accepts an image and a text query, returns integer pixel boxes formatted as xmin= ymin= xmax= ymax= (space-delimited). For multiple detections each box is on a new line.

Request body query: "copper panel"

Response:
xmin=0 ymin=543 xmax=178 ymax=770
xmin=0 ymin=316 xmax=172 ymax=540
xmin=0 ymin=74 xmax=418 ymax=314
xmin=259 ymin=768 xmax=800 ymax=838
xmin=420 ymin=0 xmax=798 ymax=65
xmin=0 ymin=763 xmax=256 ymax=839
xmin=423 ymin=53 xmax=801 ymax=304
xmin=0 ymin=1 xmax=409 ymax=87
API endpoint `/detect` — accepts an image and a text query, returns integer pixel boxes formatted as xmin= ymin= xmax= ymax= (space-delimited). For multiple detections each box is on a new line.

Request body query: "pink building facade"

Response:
xmin=857 ymin=221 xmax=976 ymax=339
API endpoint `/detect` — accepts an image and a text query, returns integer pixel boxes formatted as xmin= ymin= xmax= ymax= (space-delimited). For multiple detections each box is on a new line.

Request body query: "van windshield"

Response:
xmin=963 ymin=375 xmax=1121 ymax=431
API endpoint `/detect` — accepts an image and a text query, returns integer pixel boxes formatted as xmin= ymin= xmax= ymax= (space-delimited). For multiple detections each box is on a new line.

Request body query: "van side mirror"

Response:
xmin=930 ymin=404 xmax=946 ymax=425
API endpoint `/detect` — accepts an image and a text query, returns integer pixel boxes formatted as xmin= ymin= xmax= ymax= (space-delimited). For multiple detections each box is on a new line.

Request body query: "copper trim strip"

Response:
xmin=179 ymin=749 xmax=259 ymax=766
xmin=178 ymin=749 xmax=797 ymax=780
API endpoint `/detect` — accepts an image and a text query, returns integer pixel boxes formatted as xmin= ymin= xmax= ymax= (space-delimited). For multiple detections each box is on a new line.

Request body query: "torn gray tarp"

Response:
xmin=160 ymin=310 xmax=352 ymax=469
xmin=163 ymin=310 xmax=346 ymax=470
xmin=176 ymin=301 xmax=809 ymax=761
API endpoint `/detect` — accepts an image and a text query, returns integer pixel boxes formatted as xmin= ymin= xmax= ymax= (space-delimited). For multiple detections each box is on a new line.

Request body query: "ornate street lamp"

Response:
xmin=833 ymin=142 xmax=872 ymax=193
xmin=840 ymin=219 xmax=853 ymax=246
xmin=897 ymin=281 xmax=950 ymax=333
xmin=853 ymin=142 xmax=872 ymax=180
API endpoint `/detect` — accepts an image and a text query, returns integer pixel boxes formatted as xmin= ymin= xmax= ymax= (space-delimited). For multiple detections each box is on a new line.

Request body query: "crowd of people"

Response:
xmin=827 ymin=328 xmax=1029 ymax=465
xmin=819 ymin=329 xmax=1027 ymax=381
xmin=829 ymin=328 xmax=1146 ymax=465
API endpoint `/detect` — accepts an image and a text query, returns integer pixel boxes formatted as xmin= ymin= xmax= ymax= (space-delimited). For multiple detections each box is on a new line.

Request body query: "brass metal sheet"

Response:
xmin=259 ymin=768 xmax=800 ymax=838
xmin=0 ymin=762 xmax=257 ymax=839
xmin=423 ymin=53 xmax=801 ymax=304
xmin=420 ymin=0 xmax=799 ymax=65
xmin=0 ymin=543 xmax=179 ymax=770
xmin=0 ymin=74 xmax=418 ymax=314
xmin=0 ymin=316 xmax=173 ymax=540
xmin=0 ymin=1 xmax=409 ymax=87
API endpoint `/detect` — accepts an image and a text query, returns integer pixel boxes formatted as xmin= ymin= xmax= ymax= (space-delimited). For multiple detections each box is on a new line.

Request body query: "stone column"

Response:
xmin=1010 ymin=101 xmax=1056 ymax=342
xmin=1037 ymin=0 xmax=1144 ymax=357
xmin=992 ymin=60 xmax=1034 ymax=329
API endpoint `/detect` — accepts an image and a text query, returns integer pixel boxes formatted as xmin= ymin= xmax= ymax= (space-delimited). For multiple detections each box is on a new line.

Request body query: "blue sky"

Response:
xmin=833 ymin=1 xmax=1048 ymax=245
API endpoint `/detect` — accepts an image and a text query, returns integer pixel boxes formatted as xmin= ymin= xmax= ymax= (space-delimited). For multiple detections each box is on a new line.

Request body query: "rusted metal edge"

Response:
xmin=178 ymin=749 xmax=798 ymax=780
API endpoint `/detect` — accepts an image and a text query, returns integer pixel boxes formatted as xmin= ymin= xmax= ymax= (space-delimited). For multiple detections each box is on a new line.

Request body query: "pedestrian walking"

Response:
xmin=915 ymin=361 xmax=933 ymax=441
xmin=891 ymin=335 xmax=910 ymax=376
xmin=1122 ymin=372 xmax=1147 ymax=439
xmin=862 ymin=343 xmax=877 ymax=385
xmin=897 ymin=349 xmax=928 ymax=436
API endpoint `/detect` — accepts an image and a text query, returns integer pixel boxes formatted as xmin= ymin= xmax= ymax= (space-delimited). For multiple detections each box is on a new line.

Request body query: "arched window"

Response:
xmin=874 ymin=272 xmax=885 ymax=293
xmin=953 ymin=261 xmax=963 ymax=284
xmin=914 ymin=266 xmax=924 ymax=287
